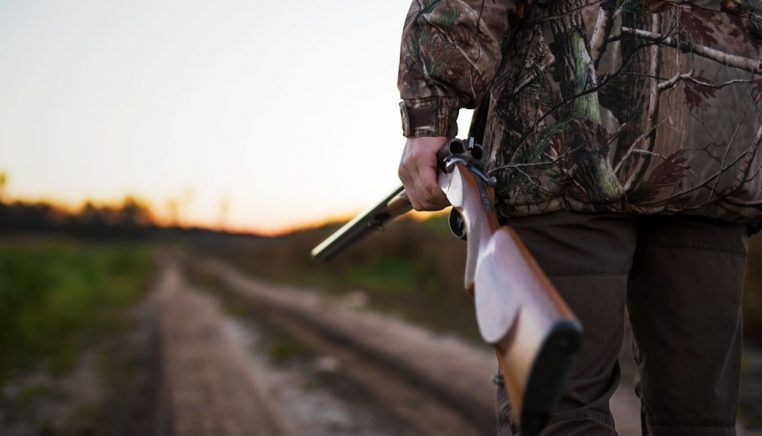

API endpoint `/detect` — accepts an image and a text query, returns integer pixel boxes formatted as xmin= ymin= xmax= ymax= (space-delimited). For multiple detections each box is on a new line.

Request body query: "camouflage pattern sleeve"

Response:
xmin=397 ymin=0 xmax=521 ymax=137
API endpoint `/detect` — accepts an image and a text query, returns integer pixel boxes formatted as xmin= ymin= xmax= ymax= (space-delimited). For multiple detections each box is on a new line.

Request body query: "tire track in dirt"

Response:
xmin=192 ymin=256 xmax=667 ymax=436
xmin=195 ymin=256 xmax=498 ymax=435
xmin=161 ymin=253 xmax=762 ymax=436
xmin=155 ymin=258 xmax=294 ymax=436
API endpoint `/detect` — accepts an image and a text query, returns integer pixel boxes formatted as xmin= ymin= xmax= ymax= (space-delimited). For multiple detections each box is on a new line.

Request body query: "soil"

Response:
xmin=4 ymin=250 xmax=762 ymax=436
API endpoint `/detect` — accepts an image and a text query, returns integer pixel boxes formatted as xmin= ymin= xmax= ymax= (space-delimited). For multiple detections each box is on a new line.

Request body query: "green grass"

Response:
xmin=345 ymin=258 xmax=417 ymax=292
xmin=0 ymin=241 xmax=155 ymax=384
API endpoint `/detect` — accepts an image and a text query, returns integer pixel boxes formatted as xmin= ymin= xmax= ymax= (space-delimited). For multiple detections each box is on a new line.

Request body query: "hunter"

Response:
xmin=396 ymin=0 xmax=762 ymax=435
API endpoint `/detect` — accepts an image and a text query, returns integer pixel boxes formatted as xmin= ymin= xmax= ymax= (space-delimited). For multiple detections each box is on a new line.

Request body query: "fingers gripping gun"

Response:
xmin=311 ymin=138 xmax=582 ymax=436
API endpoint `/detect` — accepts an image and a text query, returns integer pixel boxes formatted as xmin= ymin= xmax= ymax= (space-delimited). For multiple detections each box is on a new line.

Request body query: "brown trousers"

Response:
xmin=495 ymin=212 xmax=750 ymax=436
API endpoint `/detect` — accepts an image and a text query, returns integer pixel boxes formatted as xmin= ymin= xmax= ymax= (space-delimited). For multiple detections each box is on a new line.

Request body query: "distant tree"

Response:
xmin=68 ymin=197 xmax=155 ymax=237
xmin=0 ymin=172 xmax=6 ymax=202
xmin=166 ymin=198 xmax=180 ymax=227
xmin=1 ymin=201 xmax=61 ymax=231
xmin=217 ymin=197 xmax=230 ymax=231
xmin=115 ymin=196 xmax=154 ymax=229
xmin=165 ymin=188 xmax=194 ymax=228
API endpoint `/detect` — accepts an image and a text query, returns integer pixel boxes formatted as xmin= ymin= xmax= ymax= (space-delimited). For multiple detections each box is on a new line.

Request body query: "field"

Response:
xmin=195 ymin=215 xmax=482 ymax=340
xmin=0 ymin=240 xmax=155 ymax=384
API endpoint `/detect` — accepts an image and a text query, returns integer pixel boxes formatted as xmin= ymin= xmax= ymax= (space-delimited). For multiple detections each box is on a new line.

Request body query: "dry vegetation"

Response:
xmin=195 ymin=215 xmax=481 ymax=340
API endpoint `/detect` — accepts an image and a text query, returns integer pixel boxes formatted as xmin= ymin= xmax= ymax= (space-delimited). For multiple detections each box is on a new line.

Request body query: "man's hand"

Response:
xmin=398 ymin=136 xmax=451 ymax=211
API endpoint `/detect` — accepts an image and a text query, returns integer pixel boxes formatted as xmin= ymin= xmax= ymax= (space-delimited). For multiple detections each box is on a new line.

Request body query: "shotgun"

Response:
xmin=311 ymin=138 xmax=582 ymax=436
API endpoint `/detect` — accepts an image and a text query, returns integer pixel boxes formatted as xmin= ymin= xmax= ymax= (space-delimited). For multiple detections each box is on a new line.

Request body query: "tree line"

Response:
xmin=0 ymin=197 xmax=157 ymax=238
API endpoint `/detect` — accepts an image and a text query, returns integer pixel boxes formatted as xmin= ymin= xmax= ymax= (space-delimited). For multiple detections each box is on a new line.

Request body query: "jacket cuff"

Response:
xmin=399 ymin=97 xmax=459 ymax=138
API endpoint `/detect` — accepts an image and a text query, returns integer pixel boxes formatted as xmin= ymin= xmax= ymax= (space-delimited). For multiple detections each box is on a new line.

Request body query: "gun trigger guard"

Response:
xmin=448 ymin=208 xmax=467 ymax=240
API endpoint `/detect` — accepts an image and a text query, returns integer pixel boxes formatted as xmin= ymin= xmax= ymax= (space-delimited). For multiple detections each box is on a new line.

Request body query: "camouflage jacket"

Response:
xmin=398 ymin=0 xmax=762 ymax=226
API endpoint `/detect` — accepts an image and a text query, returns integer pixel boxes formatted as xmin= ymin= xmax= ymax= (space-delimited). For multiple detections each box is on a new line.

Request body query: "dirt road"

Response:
xmin=154 ymin=253 xmax=638 ymax=435
xmin=2 ymin=249 xmax=758 ymax=435
xmin=154 ymin=254 xmax=761 ymax=436
xmin=155 ymin=263 xmax=293 ymax=436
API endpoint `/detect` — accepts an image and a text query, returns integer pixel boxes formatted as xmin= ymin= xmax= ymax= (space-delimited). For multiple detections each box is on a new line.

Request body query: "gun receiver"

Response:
xmin=311 ymin=138 xmax=582 ymax=435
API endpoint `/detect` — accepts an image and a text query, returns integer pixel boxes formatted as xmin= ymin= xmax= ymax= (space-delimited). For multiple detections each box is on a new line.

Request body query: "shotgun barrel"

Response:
xmin=310 ymin=185 xmax=411 ymax=262
xmin=311 ymin=138 xmax=483 ymax=262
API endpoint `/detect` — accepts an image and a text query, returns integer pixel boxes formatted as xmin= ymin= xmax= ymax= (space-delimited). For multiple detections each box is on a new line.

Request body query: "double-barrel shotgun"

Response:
xmin=311 ymin=137 xmax=582 ymax=436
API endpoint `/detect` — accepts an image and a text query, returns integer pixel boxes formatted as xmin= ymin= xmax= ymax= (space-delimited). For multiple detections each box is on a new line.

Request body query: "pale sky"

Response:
xmin=0 ymin=0 xmax=472 ymax=233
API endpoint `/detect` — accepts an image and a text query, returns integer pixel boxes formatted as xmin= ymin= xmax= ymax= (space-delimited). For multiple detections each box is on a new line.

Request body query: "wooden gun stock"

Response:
xmin=311 ymin=138 xmax=581 ymax=435
xmin=440 ymin=159 xmax=581 ymax=434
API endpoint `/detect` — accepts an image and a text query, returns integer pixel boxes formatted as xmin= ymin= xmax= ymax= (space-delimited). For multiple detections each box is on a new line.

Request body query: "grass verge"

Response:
xmin=0 ymin=240 xmax=155 ymax=384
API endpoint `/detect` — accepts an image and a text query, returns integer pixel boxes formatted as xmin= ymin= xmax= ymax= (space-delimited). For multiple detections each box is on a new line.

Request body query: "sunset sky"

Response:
xmin=0 ymin=1 xmax=472 ymax=234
